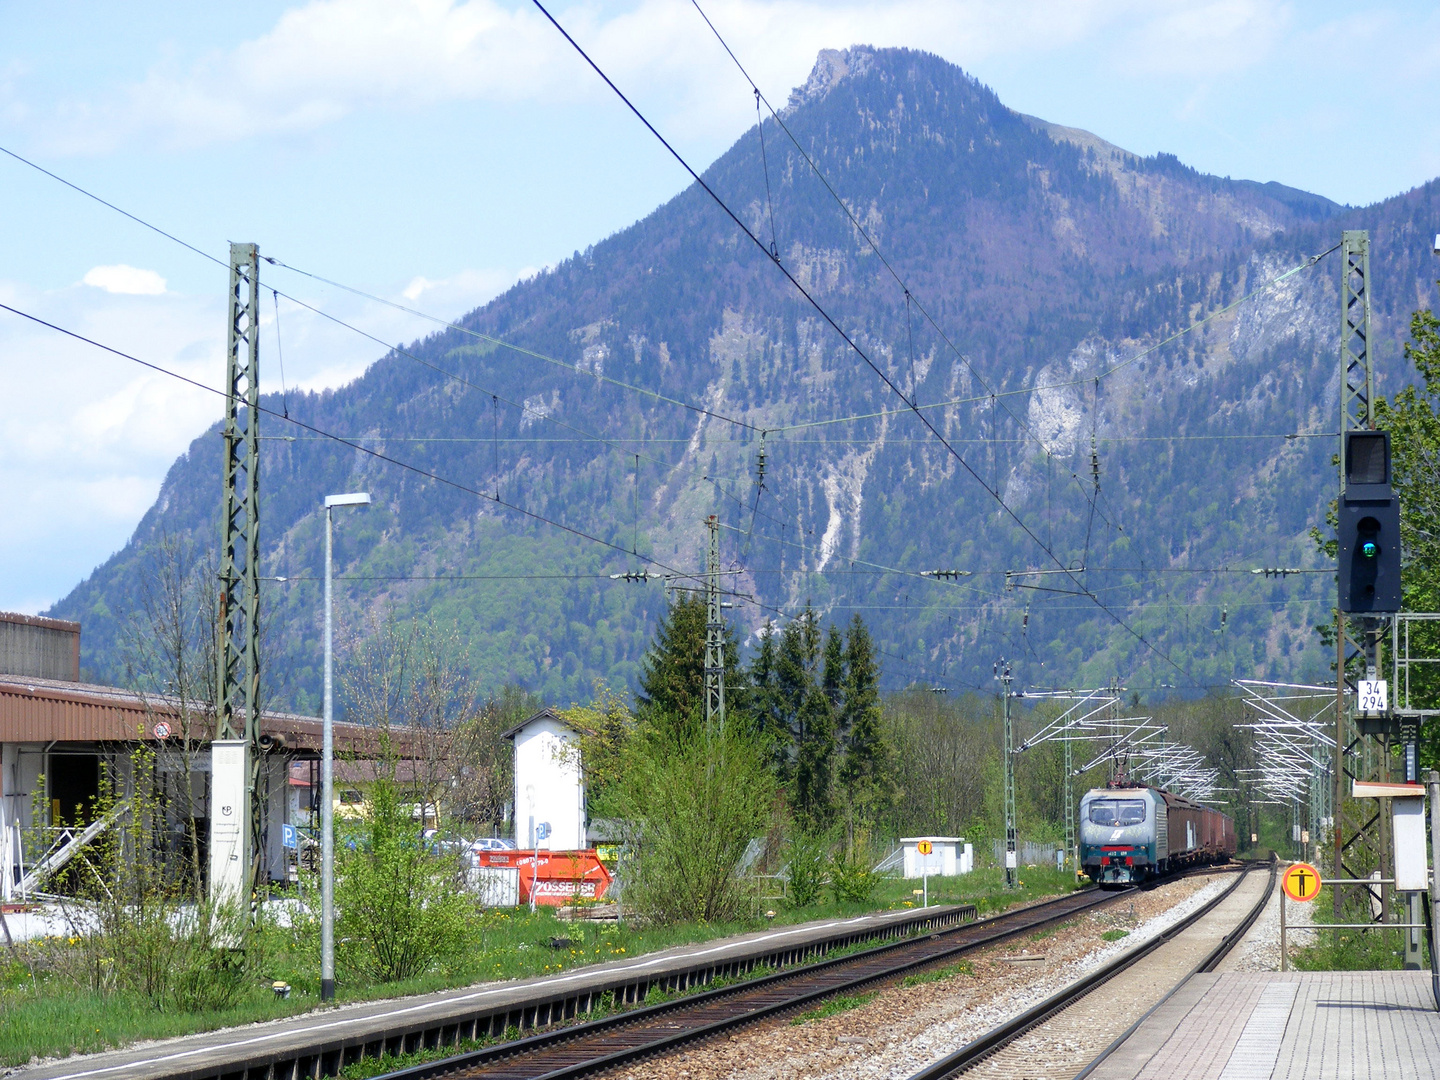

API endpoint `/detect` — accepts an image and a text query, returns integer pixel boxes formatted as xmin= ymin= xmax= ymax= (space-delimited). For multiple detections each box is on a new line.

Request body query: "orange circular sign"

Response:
xmin=916 ymin=840 xmax=933 ymax=856
xmin=1282 ymin=862 xmax=1322 ymax=903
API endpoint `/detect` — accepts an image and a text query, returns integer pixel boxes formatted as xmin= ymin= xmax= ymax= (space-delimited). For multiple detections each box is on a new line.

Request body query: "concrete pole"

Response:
xmin=321 ymin=505 xmax=335 ymax=1002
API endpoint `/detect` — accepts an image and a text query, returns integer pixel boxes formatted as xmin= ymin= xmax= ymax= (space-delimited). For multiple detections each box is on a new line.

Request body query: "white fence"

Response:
xmin=468 ymin=866 xmax=521 ymax=907
xmin=991 ymin=840 xmax=1062 ymax=867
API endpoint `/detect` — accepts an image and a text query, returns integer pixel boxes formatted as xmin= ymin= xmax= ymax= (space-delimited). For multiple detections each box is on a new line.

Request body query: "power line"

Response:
xmin=686 ymin=0 xmax=1127 ymax=538
xmin=262 ymin=256 xmax=761 ymax=434
xmin=0 ymin=139 xmax=762 ymax=446
xmin=0 ymin=301 xmax=771 ymax=611
xmin=0 ymin=144 xmax=228 ymax=271
xmin=262 ymin=285 xmax=689 ymax=473
xmin=531 ymin=0 xmax=1197 ymax=687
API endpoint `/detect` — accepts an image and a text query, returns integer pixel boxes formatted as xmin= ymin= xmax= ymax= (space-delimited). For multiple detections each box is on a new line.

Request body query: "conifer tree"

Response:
xmin=778 ymin=605 xmax=836 ymax=826
xmin=749 ymin=621 xmax=789 ymax=775
xmin=635 ymin=593 xmax=740 ymax=747
xmin=837 ymin=613 xmax=894 ymax=826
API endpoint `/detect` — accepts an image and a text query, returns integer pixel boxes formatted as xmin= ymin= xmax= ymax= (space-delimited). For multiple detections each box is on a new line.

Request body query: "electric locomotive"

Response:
xmin=1079 ymin=782 xmax=1235 ymax=885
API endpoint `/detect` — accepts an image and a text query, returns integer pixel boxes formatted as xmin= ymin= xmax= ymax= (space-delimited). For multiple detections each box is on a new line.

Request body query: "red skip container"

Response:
xmin=473 ymin=849 xmax=613 ymax=906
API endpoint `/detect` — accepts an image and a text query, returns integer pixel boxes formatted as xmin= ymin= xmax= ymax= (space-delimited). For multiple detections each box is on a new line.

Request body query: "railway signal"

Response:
xmin=1337 ymin=430 xmax=1401 ymax=613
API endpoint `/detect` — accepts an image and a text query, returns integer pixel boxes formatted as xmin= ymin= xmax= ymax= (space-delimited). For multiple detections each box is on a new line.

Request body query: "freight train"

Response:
xmin=1079 ymin=783 xmax=1235 ymax=886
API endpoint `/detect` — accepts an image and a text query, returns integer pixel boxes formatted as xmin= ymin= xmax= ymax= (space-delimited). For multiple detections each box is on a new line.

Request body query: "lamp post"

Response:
xmin=321 ymin=491 xmax=370 ymax=1002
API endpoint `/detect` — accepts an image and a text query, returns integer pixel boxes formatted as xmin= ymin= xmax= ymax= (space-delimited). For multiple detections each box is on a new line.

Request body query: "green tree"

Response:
xmin=837 ymin=615 xmax=893 ymax=828
xmin=607 ymin=723 xmax=775 ymax=924
xmin=635 ymin=593 xmax=741 ymax=746
xmin=748 ymin=622 xmax=788 ymax=775
xmin=1375 ymin=308 xmax=1440 ymax=763
xmin=779 ymin=605 xmax=835 ymax=826
xmin=335 ymin=777 xmax=474 ymax=982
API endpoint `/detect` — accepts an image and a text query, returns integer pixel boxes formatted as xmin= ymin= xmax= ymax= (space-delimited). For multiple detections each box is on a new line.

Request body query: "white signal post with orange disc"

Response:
xmin=917 ymin=840 xmax=933 ymax=907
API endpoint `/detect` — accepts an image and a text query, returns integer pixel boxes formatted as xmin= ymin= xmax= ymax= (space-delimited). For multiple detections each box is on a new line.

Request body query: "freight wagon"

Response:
xmin=1079 ymin=784 xmax=1235 ymax=886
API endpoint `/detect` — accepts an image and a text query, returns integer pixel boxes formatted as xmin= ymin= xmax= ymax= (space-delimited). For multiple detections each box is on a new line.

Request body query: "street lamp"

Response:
xmin=321 ymin=491 xmax=370 ymax=1002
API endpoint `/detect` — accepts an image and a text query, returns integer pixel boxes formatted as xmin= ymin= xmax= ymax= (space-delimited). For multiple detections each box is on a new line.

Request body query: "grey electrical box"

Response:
xmin=1393 ymin=795 xmax=1428 ymax=892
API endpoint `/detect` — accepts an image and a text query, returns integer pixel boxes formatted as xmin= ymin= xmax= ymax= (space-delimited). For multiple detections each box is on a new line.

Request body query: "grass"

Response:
xmin=1100 ymin=929 xmax=1130 ymax=942
xmin=1287 ymin=885 xmax=1428 ymax=971
xmin=338 ymin=1035 xmax=498 ymax=1080
xmin=0 ymin=865 xmax=1081 ymax=1067
xmin=790 ymin=992 xmax=876 ymax=1024
xmin=901 ymin=960 xmax=974 ymax=987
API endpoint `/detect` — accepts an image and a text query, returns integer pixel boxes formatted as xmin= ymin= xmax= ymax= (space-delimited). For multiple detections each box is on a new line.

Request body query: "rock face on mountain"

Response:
xmin=50 ymin=47 xmax=1440 ymax=708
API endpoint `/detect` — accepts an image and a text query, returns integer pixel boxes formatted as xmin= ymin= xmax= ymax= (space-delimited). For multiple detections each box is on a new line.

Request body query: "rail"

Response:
xmin=372 ymin=886 xmax=1128 ymax=1080
xmin=904 ymin=859 xmax=1274 ymax=1080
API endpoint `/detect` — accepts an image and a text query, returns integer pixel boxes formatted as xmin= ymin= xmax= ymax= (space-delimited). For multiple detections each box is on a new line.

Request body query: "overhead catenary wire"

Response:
xmin=0 ymin=140 xmax=765 ymax=445
xmin=530 ymin=0 xmax=1198 ymax=688
xmin=264 ymin=285 xmax=686 ymax=472
xmin=0 ymin=301 xmax=765 ymax=609
xmin=0 ymin=128 xmax=1331 ymax=684
xmin=262 ymin=256 xmax=762 ymax=434
xmin=687 ymin=0 xmax=1342 ymax=419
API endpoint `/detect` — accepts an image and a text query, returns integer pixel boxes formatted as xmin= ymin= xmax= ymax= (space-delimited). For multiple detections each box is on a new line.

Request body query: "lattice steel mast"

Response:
xmin=997 ymin=659 xmax=1017 ymax=887
xmin=704 ymin=514 xmax=726 ymax=734
xmin=213 ymin=242 xmax=263 ymax=903
xmin=1332 ymin=230 xmax=1379 ymax=918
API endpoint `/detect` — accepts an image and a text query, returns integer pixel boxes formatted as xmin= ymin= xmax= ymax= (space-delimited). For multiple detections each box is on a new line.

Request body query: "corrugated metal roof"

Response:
xmin=0 ymin=675 xmax=432 ymax=757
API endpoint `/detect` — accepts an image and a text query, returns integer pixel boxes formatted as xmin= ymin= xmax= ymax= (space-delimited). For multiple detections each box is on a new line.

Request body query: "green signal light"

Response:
xmin=1361 ymin=541 xmax=1378 ymax=558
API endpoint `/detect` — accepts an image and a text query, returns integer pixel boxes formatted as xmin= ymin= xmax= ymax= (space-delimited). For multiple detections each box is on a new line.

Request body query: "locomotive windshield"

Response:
xmin=1089 ymin=799 xmax=1146 ymax=826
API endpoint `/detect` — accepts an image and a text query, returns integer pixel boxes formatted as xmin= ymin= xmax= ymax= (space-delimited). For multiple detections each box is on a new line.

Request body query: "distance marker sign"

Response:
xmin=1282 ymin=862 xmax=1322 ymax=903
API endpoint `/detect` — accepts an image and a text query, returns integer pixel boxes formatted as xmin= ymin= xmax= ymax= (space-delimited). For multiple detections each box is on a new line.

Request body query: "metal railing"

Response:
xmin=1279 ymin=876 xmax=1429 ymax=971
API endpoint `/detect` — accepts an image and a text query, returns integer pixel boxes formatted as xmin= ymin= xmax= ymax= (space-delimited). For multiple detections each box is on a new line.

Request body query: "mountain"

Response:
xmin=49 ymin=46 xmax=1440 ymax=710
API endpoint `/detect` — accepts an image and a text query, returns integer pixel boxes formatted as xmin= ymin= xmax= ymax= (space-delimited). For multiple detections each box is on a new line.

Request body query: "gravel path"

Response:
xmin=1216 ymin=865 xmax=1315 ymax=972
xmin=612 ymin=871 xmax=1236 ymax=1080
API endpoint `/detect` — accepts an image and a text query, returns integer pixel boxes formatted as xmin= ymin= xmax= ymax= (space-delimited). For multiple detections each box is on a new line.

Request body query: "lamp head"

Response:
xmin=325 ymin=492 xmax=372 ymax=508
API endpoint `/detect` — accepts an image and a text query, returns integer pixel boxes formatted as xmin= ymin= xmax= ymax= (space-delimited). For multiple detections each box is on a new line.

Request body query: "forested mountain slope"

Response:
xmin=50 ymin=47 xmax=1440 ymax=710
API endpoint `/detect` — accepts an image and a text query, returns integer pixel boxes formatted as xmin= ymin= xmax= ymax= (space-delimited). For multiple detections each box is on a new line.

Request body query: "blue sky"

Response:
xmin=2 ymin=0 xmax=1439 ymax=613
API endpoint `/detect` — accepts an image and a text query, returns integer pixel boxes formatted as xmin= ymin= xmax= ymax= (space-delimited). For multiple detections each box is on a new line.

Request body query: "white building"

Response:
xmin=502 ymin=708 xmax=586 ymax=851
xmin=900 ymin=836 xmax=973 ymax=878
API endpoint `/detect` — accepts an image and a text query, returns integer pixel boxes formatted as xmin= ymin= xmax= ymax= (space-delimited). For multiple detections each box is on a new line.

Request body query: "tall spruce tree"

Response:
xmin=837 ymin=614 xmax=893 ymax=826
xmin=778 ymin=605 xmax=836 ymax=826
xmin=749 ymin=622 xmax=789 ymax=776
xmin=636 ymin=593 xmax=741 ymax=747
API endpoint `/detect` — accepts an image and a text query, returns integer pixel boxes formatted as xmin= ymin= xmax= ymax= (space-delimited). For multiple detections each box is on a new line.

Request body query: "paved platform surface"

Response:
xmin=9 ymin=903 xmax=967 ymax=1080
xmin=1089 ymin=970 xmax=1440 ymax=1080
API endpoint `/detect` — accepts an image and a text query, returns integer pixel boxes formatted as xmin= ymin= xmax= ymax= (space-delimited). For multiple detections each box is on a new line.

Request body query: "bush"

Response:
xmin=784 ymin=831 xmax=829 ymax=908
xmin=36 ymin=743 xmax=270 ymax=1012
xmin=610 ymin=725 xmax=776 ymax=924
xmin=335 ymin=778 xmax=474 ymax=982
xmin=828 ymin=848 xmax=879 ymax=905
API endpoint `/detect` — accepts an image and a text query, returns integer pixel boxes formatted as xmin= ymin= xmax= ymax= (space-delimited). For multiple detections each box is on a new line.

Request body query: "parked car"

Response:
xmin=470 ymin=837 xmax=517 ymax=852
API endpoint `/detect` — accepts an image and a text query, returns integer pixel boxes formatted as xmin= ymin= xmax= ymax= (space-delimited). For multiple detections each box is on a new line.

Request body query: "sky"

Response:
xmin=2 ymin=0 xmax=1439 ymax=614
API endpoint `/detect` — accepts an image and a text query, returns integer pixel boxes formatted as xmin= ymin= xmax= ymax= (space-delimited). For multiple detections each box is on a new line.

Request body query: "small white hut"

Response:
xmin=502 ymin=708 xmax=586 ymax=850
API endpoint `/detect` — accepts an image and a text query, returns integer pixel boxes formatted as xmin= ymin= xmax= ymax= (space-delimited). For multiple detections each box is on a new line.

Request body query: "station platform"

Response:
xmin=1089 ymin=970 xmax=1440 ymax=1080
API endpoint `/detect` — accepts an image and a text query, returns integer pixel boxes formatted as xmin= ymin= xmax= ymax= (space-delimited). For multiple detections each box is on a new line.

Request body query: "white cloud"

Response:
xmin=82 ymin=263 xmax=167 ymax=295
xmin=402 ymin=275 xmax=436 ymax=301
xmin=29 ymin=0 xmax=1302 ymax=154
xmin=394 ymin=266 xmax=516 ymax=308
xmin=0 ymin=260 xmax=517 ymax=611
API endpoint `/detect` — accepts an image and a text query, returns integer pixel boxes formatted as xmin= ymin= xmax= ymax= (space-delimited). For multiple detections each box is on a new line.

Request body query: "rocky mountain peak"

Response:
xmin=785 ymin=45 xmax=876 ymax=112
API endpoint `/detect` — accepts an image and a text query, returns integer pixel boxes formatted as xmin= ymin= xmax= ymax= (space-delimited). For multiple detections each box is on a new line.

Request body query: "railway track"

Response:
xmin=906 ymin=857 xmax=1277 ymax=1080
xmin=375 ymin=883 xmax=1147 ymax=1080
